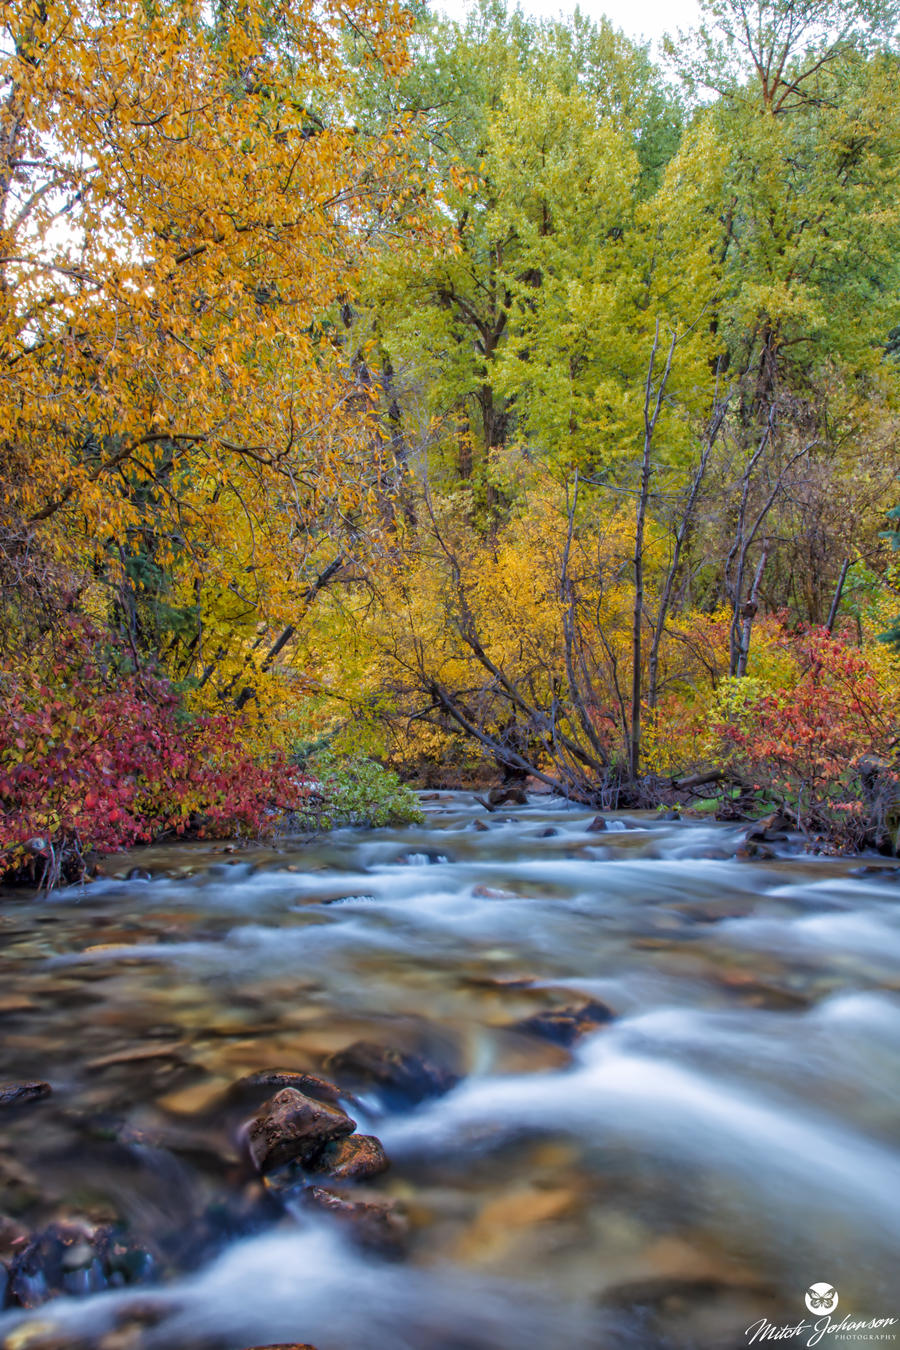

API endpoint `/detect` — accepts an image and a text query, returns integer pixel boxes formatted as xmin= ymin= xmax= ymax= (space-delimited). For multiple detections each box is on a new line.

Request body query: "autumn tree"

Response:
xmin=0 ymin=0 xmax=414 ymax=706
xmin=352 ymin=0 xmax=684 ymax=495
xmin=672 ymin=0 xmax=900 ymax=645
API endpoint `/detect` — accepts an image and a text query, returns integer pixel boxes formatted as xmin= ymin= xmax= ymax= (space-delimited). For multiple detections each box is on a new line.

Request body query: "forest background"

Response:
xmin=2 ymin=0 xmax=900 ymax=883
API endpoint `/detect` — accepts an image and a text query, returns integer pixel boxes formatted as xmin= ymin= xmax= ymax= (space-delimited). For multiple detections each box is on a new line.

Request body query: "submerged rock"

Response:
xmin=232 ymin=1070 xmax=342 ymax=1104
xmin=310 ymin=1134 xmax=389 ymax=1183
xmin=246 ymin=1089 xmax=356 ymax=1174
xmin=488 ymin=785 xmax=528 ymax=807
xmin=5 ymin=1222 xmax=155 ymax=1308
xmin=304 ymin=1186 xmax=408 ymax=1254
xmin=323 ymin=1041 xmax=457 ymax=1108
xmin=0 ymin=1081 xmax=51 ymax=1108
xmin=735 ymin=842 xmax=776 ymax=861
xmin=513 ymin=1000 xmax=615 ymax=1046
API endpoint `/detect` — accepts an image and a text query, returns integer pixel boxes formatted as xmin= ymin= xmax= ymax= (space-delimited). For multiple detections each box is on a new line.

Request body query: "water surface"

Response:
xmin=1 ymin=793 xmax=898 ymax=1348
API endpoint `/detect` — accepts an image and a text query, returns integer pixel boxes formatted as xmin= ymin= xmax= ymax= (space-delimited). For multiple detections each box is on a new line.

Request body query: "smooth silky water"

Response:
xmin=1 ymin=793 xmax=899 ymax=1349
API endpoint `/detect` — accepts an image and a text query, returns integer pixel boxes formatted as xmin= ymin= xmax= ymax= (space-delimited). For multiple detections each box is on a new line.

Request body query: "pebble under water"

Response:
xmin=0 ymin=793 xmax=899 ymax=1350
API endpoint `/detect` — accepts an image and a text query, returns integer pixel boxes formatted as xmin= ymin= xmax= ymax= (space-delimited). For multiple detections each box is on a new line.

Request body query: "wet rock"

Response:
xmin=0 ymin=1214 xmax=30 ymax=1265
xmin=513 ymin=1000 xmax=615 ymax=1046
xmin=5 ymin=1223 xmax=151 ymax=1307
xmin=488 ymin=786 xmax=528 ymax=807
xmin=0 ymin=1081 xmax=51 ymax=1108
xmin=586 ymin=815 xmax=607 ymax=832
xmin=657 ymin=808 xmax=681 ymax=821
xmin=323 ymin=1041 xmax=458 ymax=1108
xmin=244 ymin=1345 xmax=319 ymax=1349
xmin=538 ymin=827 xmax=559 ymax=838
xmin=472 ymin=885 xmax=515 ymax=899
xmin=744 ymin=810 xmax=791 ymax=845
xmin=125 ymin=867 xmax=152 ymax=882
xmin=102 ymin=1235 xmax=156 ymax=1289
xmin=245 ymin=1088 xmax=356 ymax=1174
xmin=304 ymin=1186 xmax=407 ymax=1254
xmin=311 ymin=1134 xmax=389 ymax=1183
xmin=735 ymin=842 xmax=776 ymax=861
xmin=472 ymin=819 xmax=490 ymax=832
xmin=396 ymin=849 xmax=452 ymax=866
xmin=232 ymin=1070 xmax=342 ymax=1104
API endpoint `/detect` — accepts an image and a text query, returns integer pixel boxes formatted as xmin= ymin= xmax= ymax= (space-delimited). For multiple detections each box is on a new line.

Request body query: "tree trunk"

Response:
xmin=826 ymin=557 xmax=850 ymax=634
xmin=630 ymin=322 xmax=675 ymax=782
xmin=647 ymin=394 xmax=727 ymax=709
xmin=735 ymin=544 xmax=768 ymax=678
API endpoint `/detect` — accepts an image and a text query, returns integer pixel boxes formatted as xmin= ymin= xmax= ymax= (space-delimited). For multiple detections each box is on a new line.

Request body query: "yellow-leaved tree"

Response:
xmin=0 ymin=0 xmax=415 ymax=721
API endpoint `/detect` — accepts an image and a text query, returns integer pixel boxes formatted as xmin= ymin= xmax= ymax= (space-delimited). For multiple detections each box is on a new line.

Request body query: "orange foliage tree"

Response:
xmin=0 ymin=0 xmax=415 ymax=683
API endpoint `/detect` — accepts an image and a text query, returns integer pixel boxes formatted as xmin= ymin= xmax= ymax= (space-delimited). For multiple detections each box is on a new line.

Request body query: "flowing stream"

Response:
xmin=1 ymin=793 xmax=899 ymax=1349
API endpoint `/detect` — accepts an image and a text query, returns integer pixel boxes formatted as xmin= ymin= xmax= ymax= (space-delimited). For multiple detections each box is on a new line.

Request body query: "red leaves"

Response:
xmin=714 ymin=626 xmax=896 ymax=810
xmin=0 ymin=627 xmax=310 ymax=872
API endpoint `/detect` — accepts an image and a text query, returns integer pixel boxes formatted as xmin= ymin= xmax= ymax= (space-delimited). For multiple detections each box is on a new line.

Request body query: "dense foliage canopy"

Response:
xmin=3 ymin=0 xmax=900 ymax=875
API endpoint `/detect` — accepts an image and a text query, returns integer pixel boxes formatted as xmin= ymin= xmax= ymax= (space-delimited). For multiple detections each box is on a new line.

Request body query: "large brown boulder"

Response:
xmin=246 ymin=1088 xmax=356 ymax=1174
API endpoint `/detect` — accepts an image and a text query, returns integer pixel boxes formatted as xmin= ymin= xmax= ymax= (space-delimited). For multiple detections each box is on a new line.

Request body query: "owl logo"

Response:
xmin=805 ymin=1284 xmax=838 ymax=1314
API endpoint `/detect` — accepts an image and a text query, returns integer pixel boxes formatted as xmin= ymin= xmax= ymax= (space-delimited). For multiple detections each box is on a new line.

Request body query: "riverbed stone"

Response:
xmin=311 ymin=1134 xmax=389 ymax=1182
xmin=745 ymin=810 xmax=791 ymax=843
xmin=513 ymin=1000 xmax=615 ymax=1046
xmin=735 ymin=842 xmax=776 ymax=861
xmin=304 ymin=1186 xmax=408 ymax=1253
xmin=586 ymin=814 xmax=607 ymax=832
xmin=233 ymin=1070 xmax=342 ymax=1104
xmin=488 ymin=785 xmax=528 ymax=806
xmin=323 ymin=1041 xmax=457 ymax=1107
xmin=246 ymin=1088 xmax=356 ymax=1173
xmin=6 ymin=1223 xmax=120 ymax=1307
xmin=0 ymin=1081 xmax=51 ymax=1108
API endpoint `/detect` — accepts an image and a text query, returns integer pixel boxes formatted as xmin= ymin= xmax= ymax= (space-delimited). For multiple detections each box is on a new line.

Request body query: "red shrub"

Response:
xmin=714 ymin=628 xmax=897 ymax=822
xmin=0 ymin=622 xmax=311 ymax=883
